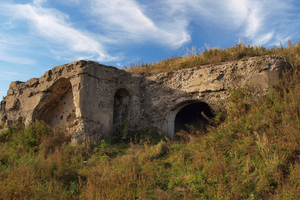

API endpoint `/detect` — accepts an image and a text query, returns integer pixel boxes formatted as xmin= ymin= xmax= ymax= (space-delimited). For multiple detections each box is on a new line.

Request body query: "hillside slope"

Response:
xmin=1 ymin=40 xmax=300 ymax=199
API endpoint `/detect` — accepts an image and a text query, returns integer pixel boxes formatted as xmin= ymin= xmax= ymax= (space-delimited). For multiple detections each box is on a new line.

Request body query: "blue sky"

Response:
xmin=0 ymin=0 xmax=300 ymax=97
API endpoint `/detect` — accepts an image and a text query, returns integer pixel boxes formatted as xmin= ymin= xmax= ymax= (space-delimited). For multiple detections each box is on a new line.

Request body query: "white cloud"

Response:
xmin=228 ymin=0 xmax=296 ymax=46
xmin=0 ymin=33 xmax=30 ymax=46
xmin=0 ymin=0 xmax=298 ymax=99
xmin=0 ymin=2 xmax=118 ymax=62
xmin=0 ymin=53 xmax=36 ymax=65
xmin=33 ymin=0 xmax=47 ymax=6
xmin=55 ymin=0 xmax=81 ymax=6
xmin=87 ymin=0 xmax=190 ymax=48
xmin=47 ymin=0 xmax=300 ymax=50
xmin=252 ymin=31 xmax=274 ymax=45
xmin=162 ymin=0 xmax=297 ymax=46
xmin=245 ymin=5 xmax=261 ymax=38
xmin=0 ymin=0 xmax=298 ymax=67
xmin=253 ymin=1 xmax=297 ymax=46
xmin=0 ymin=71 xmax=20 ymax=81
xmin=0 ymin=39 xmax=36 ymax=64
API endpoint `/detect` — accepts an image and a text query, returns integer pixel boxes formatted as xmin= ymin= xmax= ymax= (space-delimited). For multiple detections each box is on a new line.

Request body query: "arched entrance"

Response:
xmin=113 ymin=88 xmax=130 ymax=133
xmin=32 ymin=78 xmax=76 ymax=127
xmin=165 ymin=100 xmax=214 ymax=139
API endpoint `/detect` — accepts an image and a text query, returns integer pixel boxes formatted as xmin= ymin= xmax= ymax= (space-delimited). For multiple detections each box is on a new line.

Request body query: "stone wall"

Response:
xmin=0 ymin=55 xmax=291 ymax=144
xmin=138 ymin=55 xmax=291 ymax=138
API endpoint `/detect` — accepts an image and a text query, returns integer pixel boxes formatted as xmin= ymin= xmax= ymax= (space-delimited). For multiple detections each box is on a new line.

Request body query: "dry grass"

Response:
xmin=1 ymin=39 xmax=300 ymax=199
xmin=125 ymin=39 xmax=300 ymax=75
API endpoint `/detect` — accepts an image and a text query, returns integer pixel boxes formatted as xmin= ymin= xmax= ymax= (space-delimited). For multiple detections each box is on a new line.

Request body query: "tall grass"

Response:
xmin=125 ymin=39 xmax=300 ymax=75
xmin=1 ymin=39 xmax=300 ymax=199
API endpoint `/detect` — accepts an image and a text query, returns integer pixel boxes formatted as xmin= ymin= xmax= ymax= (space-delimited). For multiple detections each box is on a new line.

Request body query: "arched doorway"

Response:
xmin=113 ymin=88 xmax=130 ymax=133
xmin=165 ymin=100 xmax=214 ymax=139
xmin=33 ymin=78 xmax=76 ymax=127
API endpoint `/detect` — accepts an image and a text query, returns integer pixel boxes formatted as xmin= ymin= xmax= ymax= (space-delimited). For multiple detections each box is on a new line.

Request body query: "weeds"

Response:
xmin=1 ymin=39 xmax=300 ymax=199
xmin=125 ymin=39 xmax=300 ymax=75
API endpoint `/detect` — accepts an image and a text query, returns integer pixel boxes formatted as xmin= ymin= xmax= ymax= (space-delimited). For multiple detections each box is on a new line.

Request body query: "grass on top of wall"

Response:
xmin=1 ymin=39 xmax=300 ymax=199
xmin=125 ymin=39 xmax=300 ymax=75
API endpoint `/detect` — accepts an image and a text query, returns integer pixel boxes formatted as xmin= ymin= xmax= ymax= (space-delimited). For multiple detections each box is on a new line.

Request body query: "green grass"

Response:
xmin=1 ymin=39 xmax=300 ymax=199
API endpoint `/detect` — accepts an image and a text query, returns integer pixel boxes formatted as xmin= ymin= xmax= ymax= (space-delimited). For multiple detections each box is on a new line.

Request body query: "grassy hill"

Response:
xmin=1 ymin=40 xmax=300 ymax=199
xmin=125 ymin=40 xmax=299 ymax=75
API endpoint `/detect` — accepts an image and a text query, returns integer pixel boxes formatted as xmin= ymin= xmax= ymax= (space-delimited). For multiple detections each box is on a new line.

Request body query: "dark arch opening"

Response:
xmin=113 ymin=88 xmax=130 ymax=134
xmin=174 ymin=102 xmax=214 ymax=135
xmin=32 ymin=78 xmax=76 ymax=127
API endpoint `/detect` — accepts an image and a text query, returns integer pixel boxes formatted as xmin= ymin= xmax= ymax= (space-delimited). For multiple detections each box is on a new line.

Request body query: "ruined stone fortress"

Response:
xmin=0 ymin=55 xmax=291 ymax=144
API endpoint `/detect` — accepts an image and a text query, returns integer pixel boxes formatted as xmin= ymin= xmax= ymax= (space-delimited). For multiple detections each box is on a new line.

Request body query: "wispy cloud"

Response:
xmin=162 ymin=0 xmax=297 ymax=46
xmin=0 ymin=38 xmax=36 ymax=64
xmin=0 ymin=0 xmax=298 ymax=68
xmin=86 ymin=0 xmax=191 ymax=48
xmin=33 ymin=0 xmax=47 ymax=6
xmin=0 ymin=53 xmax=36 ymax=65
xmin=0 ymin=71 xmax=20 ymax=81
xmin=253 ymin=31 xmax=274 ymax=46
xmin=0 ymin=0 xmax=299 ymax=100
xmin=0 ymin=2 xmax=118 ymax=63
xmin=227 ymin=0 xmax=297 ymax=46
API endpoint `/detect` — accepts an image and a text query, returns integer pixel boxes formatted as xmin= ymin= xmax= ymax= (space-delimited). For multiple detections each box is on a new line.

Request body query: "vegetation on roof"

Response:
xmin=125 ymin=39 xmax=300 ymax=75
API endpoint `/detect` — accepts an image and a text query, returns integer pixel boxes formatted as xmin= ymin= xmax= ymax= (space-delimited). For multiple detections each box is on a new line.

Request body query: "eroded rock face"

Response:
xmin=0 ymin=55 xmax=291 ymax=143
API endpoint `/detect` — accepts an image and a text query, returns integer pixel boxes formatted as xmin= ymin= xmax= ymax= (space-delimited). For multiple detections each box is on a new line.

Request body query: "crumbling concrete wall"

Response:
xmin=0 ymin=60 xmax=142 ymax=144
xmin=0 ymin=55 xmax=291 ymax=143
xmin=138 ymin=55 xmax=291 ymax=138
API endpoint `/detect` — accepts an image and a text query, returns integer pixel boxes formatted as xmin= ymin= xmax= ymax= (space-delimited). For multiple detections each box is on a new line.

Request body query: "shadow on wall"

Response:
xmin=32 ymin=78 xmax=76 ymax=127
xmin=165 ymin=100 xmax=215 ymax=139
xmin=113 ymin=88 xmax=130 ymax=134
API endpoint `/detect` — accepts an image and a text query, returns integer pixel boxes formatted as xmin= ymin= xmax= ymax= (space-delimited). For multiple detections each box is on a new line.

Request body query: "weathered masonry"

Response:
xmin=0 ymin=55 xmax=291 ymax=144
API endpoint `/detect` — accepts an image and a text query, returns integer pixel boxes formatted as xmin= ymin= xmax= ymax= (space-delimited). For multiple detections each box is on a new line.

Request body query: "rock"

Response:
xmin=9 ymin=81 xmax=24 ymax=89
xmin=0 ymin=56 xmax=291 ymax=144
xmin=25 ymin=78 xmax=39 ymax=88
